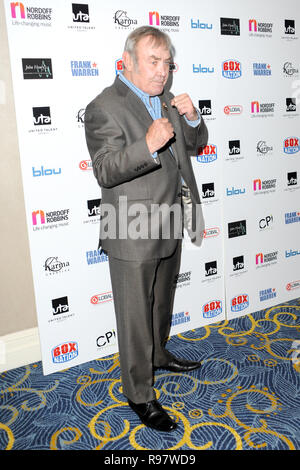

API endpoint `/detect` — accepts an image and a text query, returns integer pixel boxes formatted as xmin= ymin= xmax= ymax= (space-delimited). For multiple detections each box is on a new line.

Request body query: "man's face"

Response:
xmin=123 ymin=35 xmax=171 ymax=96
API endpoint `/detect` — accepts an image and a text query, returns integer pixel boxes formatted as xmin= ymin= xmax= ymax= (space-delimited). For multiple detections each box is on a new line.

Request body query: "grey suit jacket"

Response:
xmin=85 ymin=76 xmax=208 ymax=261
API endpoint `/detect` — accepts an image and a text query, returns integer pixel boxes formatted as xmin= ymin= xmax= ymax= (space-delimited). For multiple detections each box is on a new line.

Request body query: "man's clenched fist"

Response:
xmin=146 ymin=118 xmax=174 ymax=154
xmin=170 ymin=94 xmax=198 ymax=121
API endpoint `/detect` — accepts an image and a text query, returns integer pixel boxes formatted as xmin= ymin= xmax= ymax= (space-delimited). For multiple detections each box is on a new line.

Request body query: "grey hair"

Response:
xmin=124 ymin=26 xmax=175 ymax=66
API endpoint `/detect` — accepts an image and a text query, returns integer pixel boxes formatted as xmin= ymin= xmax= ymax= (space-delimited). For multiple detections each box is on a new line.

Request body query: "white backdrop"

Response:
xmin=4 ymin=0 xmax=300 ymax=374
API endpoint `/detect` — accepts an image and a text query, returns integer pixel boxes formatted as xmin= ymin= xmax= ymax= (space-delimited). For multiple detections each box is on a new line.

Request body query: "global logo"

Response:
xmin=197 ymin=143 xmax=217 ymax=163
xmin=202 ymin=300 xmax=222 ymax=318
xmin=224 ymin=105 xmax=243 ymax=115
xmin=284 ymin=137 xmax=300 ymax=154
xmin=51 ymin=341 xmax=78 ymax=364
xmin=231 ymin=294 xmax=249 ymax=312
xmin=90 ymin=291 xmax=113 ymax=304
xmin=222 ymin=60 xmax=242 ymax=79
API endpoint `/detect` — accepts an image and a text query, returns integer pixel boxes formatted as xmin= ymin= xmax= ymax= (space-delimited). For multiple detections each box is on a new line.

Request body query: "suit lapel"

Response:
xmin=115 ymin=77 xmax=154 ymax=128
xmin=159 ymin=94 xmax=181 ymax=165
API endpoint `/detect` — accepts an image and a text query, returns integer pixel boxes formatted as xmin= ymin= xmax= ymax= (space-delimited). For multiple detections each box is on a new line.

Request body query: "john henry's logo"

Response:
xmin=220 ymin=17 xmax=240 ymax=35
xmin=222 ymin=60 xmax=241 ymax=79
xmin=288 ymin=172 xmax=297 ymax=186
xmin=87 ymin=199 xmax=101 ymax=217
xmin=52 ymin=342 xmax=78 ymax=364
xmin=284 ymin=137 xmax=300 ymax=154
xmin=202 ymin=300 xmax=222 ymax=318
xmin=231 ymin=294 xmax=249 ymax=312
xmin=22 ymin=59 xmax=52 ymax=79
xmin=197 ymin=144 xmax=217 ymax=163
xmin=52 ymin=296 xmax=69 ymax=315
xmin=32 ymin=107 xmax=51 ymax=125
xmin=228 ymin=220 xmax=246 ymax=238
xmin=72 ymin=3 xmax=89 ymax=22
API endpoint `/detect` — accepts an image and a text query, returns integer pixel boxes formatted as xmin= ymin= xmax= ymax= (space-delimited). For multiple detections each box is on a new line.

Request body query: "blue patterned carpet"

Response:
xmin=1 ymin=298 xmax=300 ymax=451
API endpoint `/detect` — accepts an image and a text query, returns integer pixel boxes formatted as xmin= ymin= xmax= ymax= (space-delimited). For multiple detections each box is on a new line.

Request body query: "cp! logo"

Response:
xmin=51 ymin=341 xmax=78 ymax=364
xmin=202 ymin=300 xmax=222 ymax=319
xmin=197 ymin=144 xmax=217 ymax=163
xmin=283 ymin=137 xmax=300 ymax=154
xmin=231 ymin=294 xmax=249 ymax=312
xmin=222 ymin=60 xmax=242 ymax=79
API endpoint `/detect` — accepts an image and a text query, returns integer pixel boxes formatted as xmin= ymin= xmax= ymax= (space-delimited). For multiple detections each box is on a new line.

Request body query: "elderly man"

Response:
xmin=85 ymin=26 xmax=207 ymax=432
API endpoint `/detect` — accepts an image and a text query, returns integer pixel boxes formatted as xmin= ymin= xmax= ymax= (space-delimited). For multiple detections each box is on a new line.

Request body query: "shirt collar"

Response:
xmin=118 ymin=72 xmax=152 ymax=103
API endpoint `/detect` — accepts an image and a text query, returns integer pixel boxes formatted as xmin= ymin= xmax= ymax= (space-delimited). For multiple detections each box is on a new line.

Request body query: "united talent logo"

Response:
xmin=251 ymin=101 xmax=274 ymax=116
xmin=220 ymin=17 xmax=240 ymax=35
xmin=52 ymin=342 xmax=78 ymax=364
xmin=22 ymin=58 xmax=52 ymax=79
xmin=259 ymin=288 xmax=276 ymax=302
xmin=113 ymin=10 xmax=137 ymax=29
xmin=10 ymin=2 xmax=52 ymax=25
xmin=149 ymin=11 xmax=180 ymax=29
xmin=233 ymin=256 xmax=244 ymax=272
xmin=71 ymin=61 xmax=99 ymax=76
xmin=226 ymin=139 xmax=242 ymax=162
xmin=205 ymin=261 xmax=217 ymax=277
xmin=197 ymin=143 xmax=217 ymax=163
xmin=202 ymin=300 xmax=222 ymax=319
xmin=222 ymin=60 xmax=242 ymax=79
xmin=249 ymin=19 xmax=273 ymax=35
xmin=202 ymin=182 xmax=215 ymax=199
xmin=284 ymin=20 xmax=295 ymax=35
xmin=171 ymin=311 xmax=191 ymax=327
xmin=253 ymin=63 xmax=271 ymax=76
xmin=87 ymin=199 xmax=101 ymax=217
xmin=284 ymin=137 xmax=300 ymax=154
xmin=228 ymin=220 xmax=246 ymax=238
xmin=32 ymin=106 xmax=51 ymax=125
xmin=231 ymin=294 xmax=249 ymax=312
xmin=52 ymin=296 xmax=69 ymax=315
xmin=72 ymin=3 xmax=89 ymax=22
xmin=286 ymin=98 xmax=297 ymax=112
xmin=198 ymin=100 xmax=212 ymax=116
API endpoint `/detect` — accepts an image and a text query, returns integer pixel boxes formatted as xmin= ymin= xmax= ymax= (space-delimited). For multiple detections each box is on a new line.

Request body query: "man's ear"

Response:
xmin=122 ymin=51 xmax=134 ymax=72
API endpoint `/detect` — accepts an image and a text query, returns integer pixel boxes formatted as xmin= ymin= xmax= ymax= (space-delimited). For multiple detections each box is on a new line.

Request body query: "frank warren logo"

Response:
xmin=285 ymin=211 xmax=300 ymax=224
xmin=52 ymin=342 xmax=78 ymax=364
xmin=22 ymin=58 xmax=52 ymax=79
xmin=86 ymin=249 xmax=108 ymax=265
xmin=71 ymin=61 xmax=99 ymax=76
xmin=222 ymin=60 xmax=241 ymax=79
xmin=253 ymin=63 xmax=271 ymax=76
xmin=259 ymin=288 xmax=276 ymax=302
xmin=171 ymin=311 xmax=190 ymax=327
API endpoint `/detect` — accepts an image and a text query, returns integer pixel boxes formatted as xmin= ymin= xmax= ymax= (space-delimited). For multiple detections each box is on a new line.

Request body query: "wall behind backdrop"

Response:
xmin=3 ymin=0 xmax=300 ymax=374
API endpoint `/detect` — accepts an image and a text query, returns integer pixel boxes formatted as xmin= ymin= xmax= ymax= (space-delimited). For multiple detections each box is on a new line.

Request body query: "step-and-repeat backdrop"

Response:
xmin=4 ymin=0 xmax=300 ymax=374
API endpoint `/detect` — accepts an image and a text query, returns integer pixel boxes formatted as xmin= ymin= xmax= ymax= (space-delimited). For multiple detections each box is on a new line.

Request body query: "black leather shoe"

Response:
xmin=128 ymin=399 xmax=177 ymax=432
xmin=154 ymin=357 xmax=202 ymax=372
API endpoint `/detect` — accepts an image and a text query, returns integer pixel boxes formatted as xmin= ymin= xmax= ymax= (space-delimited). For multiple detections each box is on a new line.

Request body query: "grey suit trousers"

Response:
xmin=108 ymin=240 xmax=182 ymax=404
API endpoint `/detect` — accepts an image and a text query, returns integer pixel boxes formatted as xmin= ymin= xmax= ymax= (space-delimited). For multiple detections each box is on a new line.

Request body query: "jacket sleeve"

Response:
xmin=84 ymin=103 xmax=161 ymax=188
xmin=181 ymin=112 xmax=208 ymax=156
